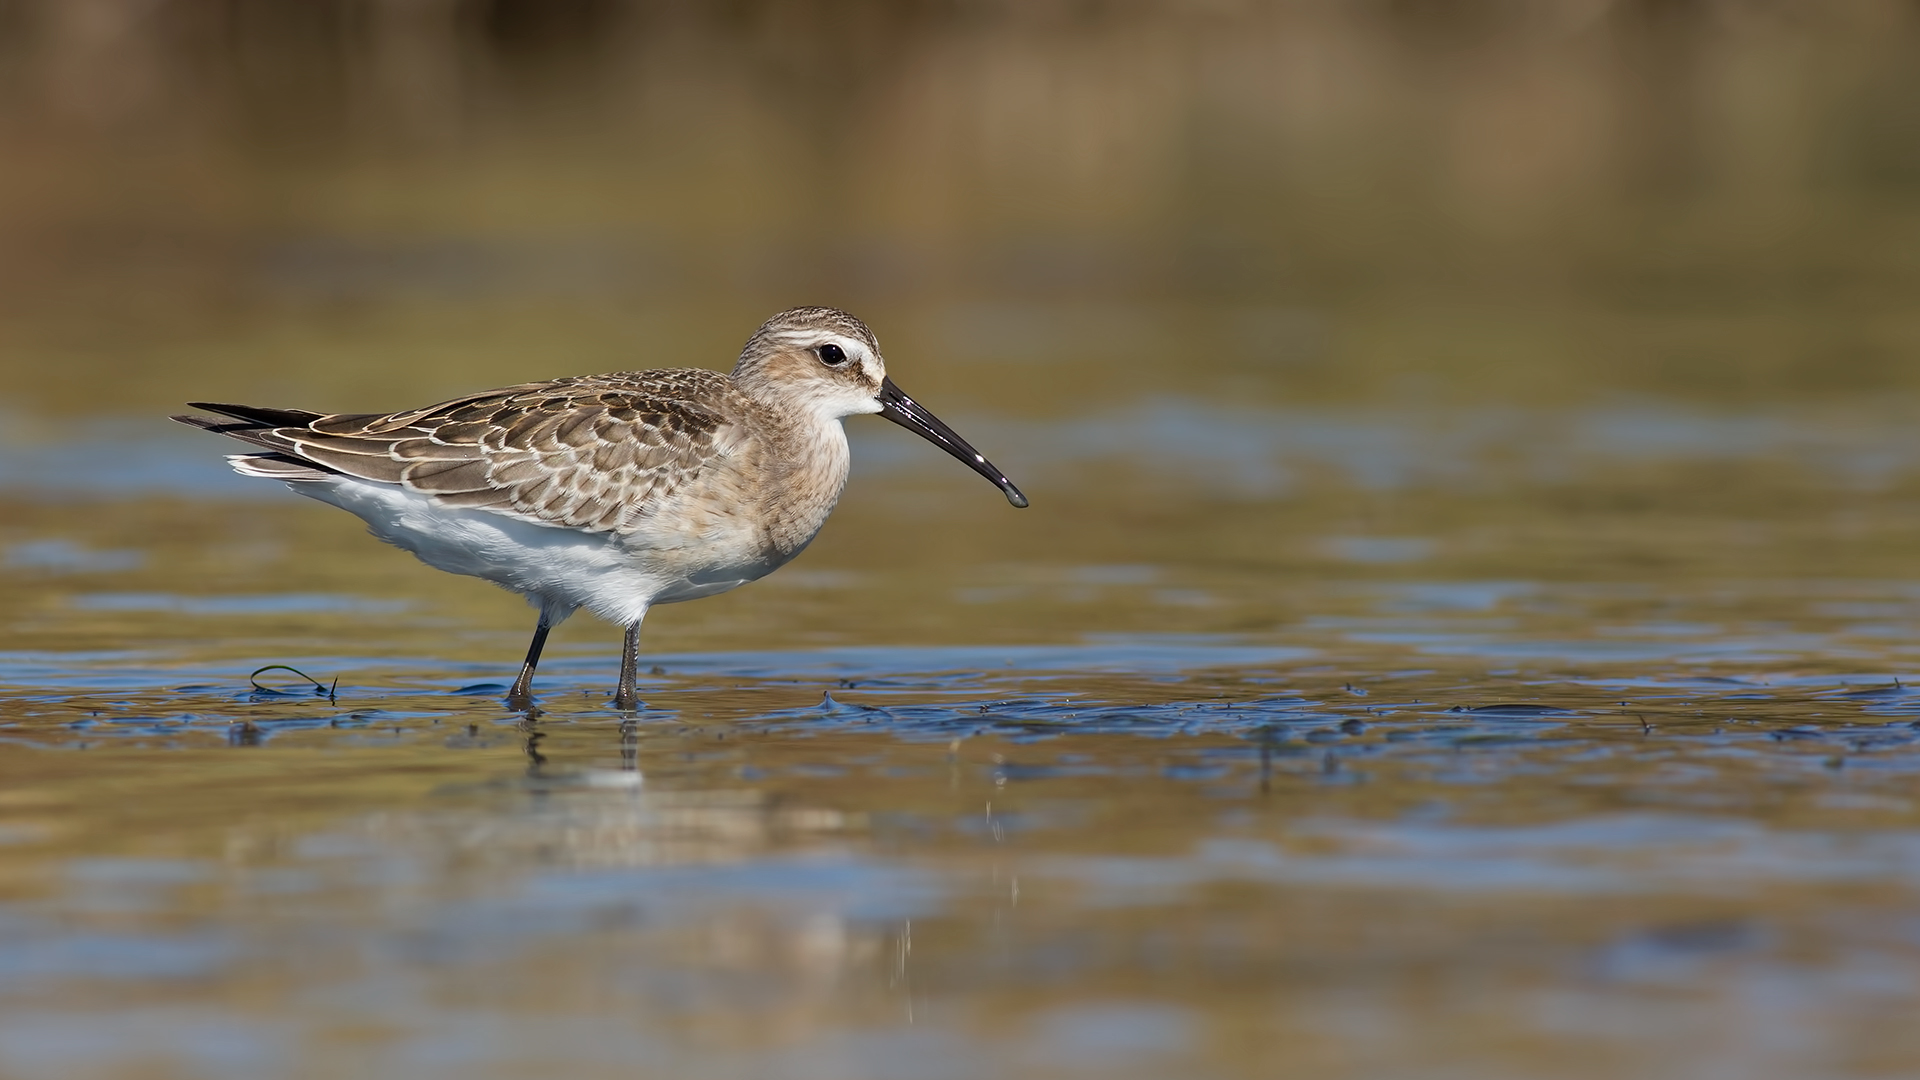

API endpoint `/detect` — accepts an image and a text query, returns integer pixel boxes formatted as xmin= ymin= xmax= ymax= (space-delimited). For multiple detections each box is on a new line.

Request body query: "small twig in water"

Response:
xmin=249 ymin=665 xmax=338 ymax=702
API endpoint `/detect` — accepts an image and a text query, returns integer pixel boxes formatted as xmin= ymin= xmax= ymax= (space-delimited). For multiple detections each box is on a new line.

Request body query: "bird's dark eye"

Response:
xmin=817 ymin=343 xmax=848 ymax=366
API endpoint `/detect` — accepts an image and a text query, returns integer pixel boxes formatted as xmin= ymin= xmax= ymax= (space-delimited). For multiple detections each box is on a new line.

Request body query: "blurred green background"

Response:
xmin=4 ymin=0 xmax=1919 ymax=415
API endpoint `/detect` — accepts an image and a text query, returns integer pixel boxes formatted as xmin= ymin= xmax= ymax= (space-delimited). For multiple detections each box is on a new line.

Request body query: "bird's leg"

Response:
xmin=614 ymin=621 xmax=644 ymax=712
xmin=506 ymin=616 xmax=552 ymax=711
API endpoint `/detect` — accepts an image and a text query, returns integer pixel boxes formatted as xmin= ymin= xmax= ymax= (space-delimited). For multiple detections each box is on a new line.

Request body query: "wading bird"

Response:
xmin=175 ymin=307 xmax=1027 ymax=710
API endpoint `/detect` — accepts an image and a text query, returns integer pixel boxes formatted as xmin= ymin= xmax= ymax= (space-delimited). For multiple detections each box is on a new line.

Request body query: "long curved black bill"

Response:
xmin=877 ymin=377 xmax=1029 ymax=508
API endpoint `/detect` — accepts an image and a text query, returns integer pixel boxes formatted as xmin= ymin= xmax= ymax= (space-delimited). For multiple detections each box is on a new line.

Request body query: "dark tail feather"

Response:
xmin=184 ymin=402 xmax=325 ymax=428
xmin=175 ymin=401 xmax=343 ymax=481
xmin=171 ymin=412 xmax=242 ymax=434
xmin=172 ymin=404 xmax=312 ymax=455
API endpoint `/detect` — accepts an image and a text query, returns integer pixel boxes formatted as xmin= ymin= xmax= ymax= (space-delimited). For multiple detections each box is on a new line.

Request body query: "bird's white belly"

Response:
xmin=297 ymin=478 xmax=786 ymax=626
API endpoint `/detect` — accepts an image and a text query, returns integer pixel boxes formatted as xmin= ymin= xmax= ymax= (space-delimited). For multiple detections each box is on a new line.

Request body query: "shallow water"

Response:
xmin=9 ymin=414 xmax=1920 ymax=1079
xmin=9 ymin=4 xmax=1920 ymax=1078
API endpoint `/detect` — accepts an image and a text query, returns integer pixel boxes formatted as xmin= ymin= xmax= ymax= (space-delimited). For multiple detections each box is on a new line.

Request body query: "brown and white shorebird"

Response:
xmin=173 ymin=307 xmax=1027 ymax=710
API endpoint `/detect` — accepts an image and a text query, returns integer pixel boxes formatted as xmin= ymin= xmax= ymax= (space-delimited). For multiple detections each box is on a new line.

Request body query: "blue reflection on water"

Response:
xmin=5 ymin=402 xmax=1917 ymax=498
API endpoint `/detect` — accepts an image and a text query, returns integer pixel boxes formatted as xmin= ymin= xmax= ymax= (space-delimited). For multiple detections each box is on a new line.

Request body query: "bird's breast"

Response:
xmin=615 ymin=416 xmax=850 ymax=599
xmin=757 ymin=419 xmax=853 ymax=556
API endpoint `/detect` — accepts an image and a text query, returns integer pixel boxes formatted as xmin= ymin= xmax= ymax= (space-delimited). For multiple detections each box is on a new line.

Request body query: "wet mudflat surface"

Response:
xmin=8 ymin=446 xmax=1920 ymax=1080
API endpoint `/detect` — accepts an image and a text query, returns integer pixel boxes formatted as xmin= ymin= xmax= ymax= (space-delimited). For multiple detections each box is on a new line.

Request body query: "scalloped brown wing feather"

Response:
xmin=262 ymin=371 xmax=747 ymax=534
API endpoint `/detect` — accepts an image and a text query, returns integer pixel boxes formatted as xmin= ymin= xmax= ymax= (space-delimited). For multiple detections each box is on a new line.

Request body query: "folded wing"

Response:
xmin=174 ymin=371 xmax=744 ymax=534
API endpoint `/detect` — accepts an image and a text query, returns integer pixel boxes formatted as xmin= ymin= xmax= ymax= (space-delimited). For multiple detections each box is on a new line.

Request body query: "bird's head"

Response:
xmin=733 ymin=307 xmax=1028 ymax=508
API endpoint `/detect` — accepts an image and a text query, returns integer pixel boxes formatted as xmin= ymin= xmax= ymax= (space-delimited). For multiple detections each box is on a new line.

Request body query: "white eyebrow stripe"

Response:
xmin=770 ymin=330 xmax=862 ymax=351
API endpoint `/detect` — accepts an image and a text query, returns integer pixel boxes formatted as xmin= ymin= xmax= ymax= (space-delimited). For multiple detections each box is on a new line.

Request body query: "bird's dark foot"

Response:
xmin=505 ymin=680 xmax=540 ymax=715
xmin=615 ymin=622 xmax=644 ymax=713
